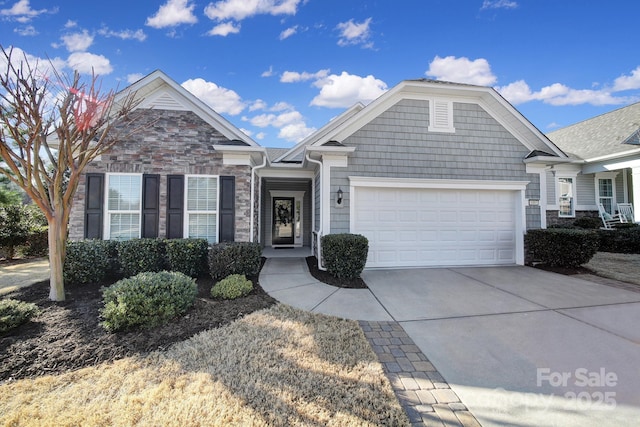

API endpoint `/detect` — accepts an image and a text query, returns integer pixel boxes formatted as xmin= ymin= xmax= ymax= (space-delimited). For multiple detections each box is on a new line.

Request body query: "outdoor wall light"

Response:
xmin=337 ymin=188 xmax=343 ymax=205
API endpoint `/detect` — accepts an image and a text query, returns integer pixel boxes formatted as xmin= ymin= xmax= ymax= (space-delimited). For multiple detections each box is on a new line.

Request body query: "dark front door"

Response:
xmin=273 ymin=197 xmax=295 ymax=245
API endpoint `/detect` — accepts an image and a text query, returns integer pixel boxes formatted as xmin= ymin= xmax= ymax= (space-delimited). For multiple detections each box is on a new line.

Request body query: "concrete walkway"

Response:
xmin=260 ymin=257 xmax=640 ymax=427
xmin=0 ymin=258 xmax=49 ymax=296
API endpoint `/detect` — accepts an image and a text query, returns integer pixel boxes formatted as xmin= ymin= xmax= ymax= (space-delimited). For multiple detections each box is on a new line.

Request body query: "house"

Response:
xmin=542 ymin=102 xmax=640 ymax=226
xmin=69 ymin=70 xmax=597 ymax=269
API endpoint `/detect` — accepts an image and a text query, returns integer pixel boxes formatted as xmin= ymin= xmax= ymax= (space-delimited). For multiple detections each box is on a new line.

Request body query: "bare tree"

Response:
xmin=0 ymin=46 xmax=140 ymax=301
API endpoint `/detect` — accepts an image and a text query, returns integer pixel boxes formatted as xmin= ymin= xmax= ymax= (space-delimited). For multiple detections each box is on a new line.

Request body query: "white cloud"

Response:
xmin=255 ymin=132 xmax=266 ymax=140
xmin=261 ymin=65 xmax=274 ymax=77
xmin=64 ymin=20 xmax=77 ymax=29
xmin=426 ymin=55 xmax=497 ymax=86
xmin=207 ymin=21 xmax=241 ymax=36
xmin=181 ymin=78 xmax=246 ymax=115
xmin=14 ymin=25 xmax=37 ymax=36
xmin=240 ymin=128 xmax=253 ymax=137
xmin=481 ymin=0 xmax=518 ymax=10
xmin=613 ymin=66 xmax=640 ymax=91
xmin=278 ymin=122 xmax=315 ymax=142
xmin=279 ymin=25 xmax=297 ymax=40
xmin=246 ymin=102 xmax=315 ymax=142
xmin=0 ymin=46 xmax=66 ymax=82
xmin=0 ymin=0 xmax=56 ymax=23
xmin=336 ymin=17 xmax=373 ymax=48
xmin=249 ymin=99 xmax=268 ymax=111
xmin=127 ymin=73 xmax=145 ymax=84
xmin=98 ymin=27 xmax=147 ymax=42
xmin=496 ymin=80 xmax=629 ymax=106
xmin=310 ymin=71 xmax=387 ymax=108
xmin=204 ymin=0 xmax=302 ymax=21
xmin=146 ymin=0 xmax=198 ymax=29
xmin=61 ymin=30 xmax=94 ymax=52
xmin=280 ymin=69 xmax=329 ymax=83
xmin=67 ymin=52 xmax=113 ymax=75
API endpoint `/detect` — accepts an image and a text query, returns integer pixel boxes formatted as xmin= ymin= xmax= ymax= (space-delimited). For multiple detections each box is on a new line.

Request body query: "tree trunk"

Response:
xmin=48 ymin=214 xmax=67 ymax=302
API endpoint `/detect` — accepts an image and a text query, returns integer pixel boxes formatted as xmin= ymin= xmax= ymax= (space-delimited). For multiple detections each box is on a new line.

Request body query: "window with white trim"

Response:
xmin=595 ymin=173 xmax=618 ymax=215
xmin=557 ymin=176 xmax=575 ymax=217
xmin=106 ymin=174 xmax=142 ymax=240
xmin=428 ymin=99 xmax=455 ymax=133
xmin=185 ymin=175 xmax=218 ymax=243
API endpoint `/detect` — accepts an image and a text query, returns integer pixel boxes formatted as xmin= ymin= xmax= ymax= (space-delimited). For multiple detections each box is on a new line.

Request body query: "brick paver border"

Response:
xmin=360 ymin=321 xmax=481 ymax=427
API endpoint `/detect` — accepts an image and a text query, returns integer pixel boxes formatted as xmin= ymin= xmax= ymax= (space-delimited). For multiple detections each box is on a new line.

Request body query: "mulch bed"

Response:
xmin=305 ymin=256 xmax=368 ymax=289
xmin=0 ymin=271 xmax=276 ymax=383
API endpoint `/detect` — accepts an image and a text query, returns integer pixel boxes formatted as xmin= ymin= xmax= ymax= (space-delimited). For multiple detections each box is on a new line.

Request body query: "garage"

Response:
xmin=350 ymin=179 xmax=526 ymax=268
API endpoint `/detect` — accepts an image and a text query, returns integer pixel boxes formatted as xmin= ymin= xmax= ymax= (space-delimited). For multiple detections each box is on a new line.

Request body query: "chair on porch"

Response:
xmin=617 ymin=203 xmax=635 ymax=223
xmin=598 ymin=203 xmax=625 ymax=229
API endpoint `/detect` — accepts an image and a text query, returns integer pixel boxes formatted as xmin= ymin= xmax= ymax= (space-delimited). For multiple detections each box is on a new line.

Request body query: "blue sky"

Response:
xmin=2 ymin=0 xmax=640 ymax=148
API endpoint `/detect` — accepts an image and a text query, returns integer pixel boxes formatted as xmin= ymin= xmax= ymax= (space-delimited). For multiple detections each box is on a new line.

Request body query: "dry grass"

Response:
xmin=0 ymin=304 xmax=409 ymax=427
xmin=585 ymin=252 xmax=640 ymax=285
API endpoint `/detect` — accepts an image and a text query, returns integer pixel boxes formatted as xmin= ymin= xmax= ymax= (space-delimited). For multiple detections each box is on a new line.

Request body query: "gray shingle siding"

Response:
xmin=329 ymin=99 xmax=540 ymax=232
xmin=577 ymin=174 xmax=595 ymax=205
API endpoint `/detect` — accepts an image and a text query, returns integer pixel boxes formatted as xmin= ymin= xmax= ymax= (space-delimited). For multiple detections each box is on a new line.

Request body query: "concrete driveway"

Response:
xmin=362 ymin=266 xmax=640 ymax=427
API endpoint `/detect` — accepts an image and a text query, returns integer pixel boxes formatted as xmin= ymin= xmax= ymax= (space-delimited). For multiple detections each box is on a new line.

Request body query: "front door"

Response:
xmin=272 ymin=197 xmax=295 ymax=245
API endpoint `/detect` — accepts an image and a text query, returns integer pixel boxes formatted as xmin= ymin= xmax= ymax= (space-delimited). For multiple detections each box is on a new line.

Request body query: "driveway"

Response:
xmin=362 ymin=266 xmax=640 ymax=427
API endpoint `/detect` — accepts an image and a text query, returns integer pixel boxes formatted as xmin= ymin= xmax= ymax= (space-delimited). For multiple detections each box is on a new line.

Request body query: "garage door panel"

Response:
xmin=353 ymin=186 xmax=517 ymax=267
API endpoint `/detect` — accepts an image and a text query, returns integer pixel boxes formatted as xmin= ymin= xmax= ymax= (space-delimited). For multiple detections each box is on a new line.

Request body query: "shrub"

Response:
xmin=321 ymin=233 xmax=369 ymax=279
xmin=208 ymin=242 xmax=262 ymax=281
xmin=165 ymin=238 xmax=209 ymax=277
xmin=211 ymin=274 xmax=253 ymax=299
xmin=0 ymin=205 xmax=30 ymax=260
xmin=573 ymin=216 xmax=602 ymax=230
xmin=100 ymin=271 xmax=197 ymax=332
xmin=117 ymin=238 xmax=165 ymax=277
xmin=0 ymin=299 xmax=40 ymax=334
xmin=525 ymin=229 xmax=600 ymax=268
xmin=64 ymin=240 xmax=111 ymax=285
xmin=597 ymin=226 xmax=640 ymax=254
xmin=21 ymin=225 xmax=49 ymax=257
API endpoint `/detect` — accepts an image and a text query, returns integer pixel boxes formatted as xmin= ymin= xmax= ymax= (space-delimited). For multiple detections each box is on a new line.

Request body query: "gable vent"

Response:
xmin=428 ymin=99 xmax=455 ymax=133
xmin=148 ymin=92 xmax=188 ymax=111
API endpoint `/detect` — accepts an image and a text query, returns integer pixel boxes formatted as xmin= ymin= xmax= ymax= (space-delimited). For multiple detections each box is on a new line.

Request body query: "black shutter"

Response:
xmin=166 ymin=175 xmax=184 ymax=239
xmin=219 ymin=176 xmax=235 ymax=242
xmin=84 ymin=173 xmax=104 ymax=239
xmin=141 ymin=174 xmax=160 ymax=238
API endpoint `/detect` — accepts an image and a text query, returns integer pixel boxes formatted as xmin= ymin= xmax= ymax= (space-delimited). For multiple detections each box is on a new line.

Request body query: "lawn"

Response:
xmin=0 ymin=267 xmax=409 ymax=426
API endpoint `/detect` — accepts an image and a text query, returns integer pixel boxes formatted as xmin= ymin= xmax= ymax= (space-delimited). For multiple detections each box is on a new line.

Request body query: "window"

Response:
xmin=598 ymin=178 xmax=614 ymax=214
xmin=106 ymin=174 xmax=141 ymax=240
xmin=557 ymin=177 xmax=575 ymax=217
xmin=185 ymin=175 xmax=218 ymax=243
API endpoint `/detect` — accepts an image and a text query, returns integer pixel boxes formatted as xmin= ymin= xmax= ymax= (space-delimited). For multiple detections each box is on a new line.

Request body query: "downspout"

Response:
xmin=305 ymin=153 xmax=325 ymax=270
xmin=250 ymin=152 xmax=267 ymax=243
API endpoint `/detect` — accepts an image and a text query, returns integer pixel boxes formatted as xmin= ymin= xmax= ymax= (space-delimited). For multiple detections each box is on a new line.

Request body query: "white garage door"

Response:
xmin=352 ymin=186 xmax=518 ymax=268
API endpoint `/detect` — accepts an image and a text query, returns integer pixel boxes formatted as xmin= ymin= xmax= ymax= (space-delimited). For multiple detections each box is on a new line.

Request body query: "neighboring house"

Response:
xmin=71 ymin=70 xmax=602 ymax=269
xmin=543 ymin=102 xmax=640 ymax=226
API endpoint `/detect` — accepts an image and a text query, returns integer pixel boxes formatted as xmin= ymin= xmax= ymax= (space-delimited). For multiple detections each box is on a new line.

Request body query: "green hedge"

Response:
xmin=64 ymin=240 xmax=112 ymax=285
xmin=208 ymin=242 xmax=262 ymax=281
xmin=321 ymin=233 xmax=369 ymax=279
xmin=117 ymin=238 xmax=166 ymax=277
xmin=597 ymin=226 xmax=640 ymax=254
xmin=0 ymin=299 xmax=40 ymax=334
xmin=211 ymin=274 xmax=253 ymax=299
xmin=165 ymin=238 xmax=209 ymax=277
xmin=100 ymin=271 xmax=197 ymax=332
xmin=525 ymin=229 xmax=600 ymax=268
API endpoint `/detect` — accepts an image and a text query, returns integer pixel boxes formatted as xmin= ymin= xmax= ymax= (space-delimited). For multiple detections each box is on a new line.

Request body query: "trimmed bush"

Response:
xmin=165 ymin=238 xmax=209 ymax=277
xmin=0 ymin=205 xmax=30 ymax=260
xmin=100 ymin=271 xmax=197 ymax=332
xmin=211 ymin=274 xmax=253 ymax=299
xmin=573 ymin=216 xmax=602 ymax=230
xmin=117 ymin=238 xmax=165 ymax=277
xmin=0 ymin=299 xmax=40 ymax=334
xmin=208 ymin=242 xmax=262 ymax=281
xmin=525 ymin=229 xmax=600 ymax=268
xmin=64 ymin=240 xmax=111 ymax=285
xmin=321 ymin=233 xmax=369 ymax=279
xmin=597 ymin=226 xmax=640 ymax=254
xmin=21 ymin=225 xmax=49 ymax=257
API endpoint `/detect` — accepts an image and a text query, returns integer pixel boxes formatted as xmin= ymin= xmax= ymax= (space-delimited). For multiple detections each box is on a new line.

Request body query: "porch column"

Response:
xmin=633 ymin=167 xmax=640 ymax=222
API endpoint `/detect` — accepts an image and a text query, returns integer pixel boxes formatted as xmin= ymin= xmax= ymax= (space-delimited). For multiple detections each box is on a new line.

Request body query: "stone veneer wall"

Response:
xmin=68 ymin=109 xmax=252 ymax=242
xmin=545 ymin=210 xmax=599 ymax=228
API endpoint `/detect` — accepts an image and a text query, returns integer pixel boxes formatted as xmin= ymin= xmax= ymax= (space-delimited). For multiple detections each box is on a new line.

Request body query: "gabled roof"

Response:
xmin=298 ymin=79 xmax=567 ymax=158
xmin=117 ymin=70 xmax=257 ymax=146
xmin=546 ymin=101 xmax=640 ymax=162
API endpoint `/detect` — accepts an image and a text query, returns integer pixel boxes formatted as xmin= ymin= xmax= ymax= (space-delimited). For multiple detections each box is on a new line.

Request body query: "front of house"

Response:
xmin=68 ymin=71 xmax=639 ymax=269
